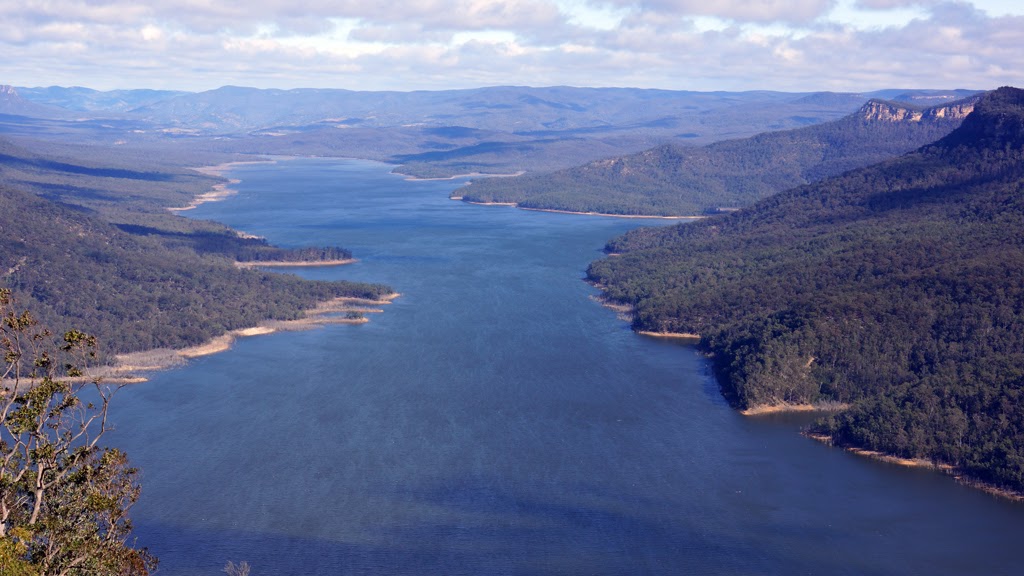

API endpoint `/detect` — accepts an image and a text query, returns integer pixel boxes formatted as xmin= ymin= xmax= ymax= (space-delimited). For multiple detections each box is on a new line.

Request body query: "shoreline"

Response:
xmin=91 ymin=293 xmax=401 ymax=383
xmin=586 ymin=283 xmax=1024 ymax=501
xmin=636 ymin=330 xmax=701 ymax=340
xmin=587 ymin=281 xmax=1024 ymax=504
xmin=404 ymin=170 xmax=525 ymax=181
xmin=170 ymin=159 xmax=277 ymax=212
xmin=741 ymin=402 xmax=849 ymax=416
xmin=130 ymin=159 xmax=398 ymax=382
xmin=464 ymin=200 xmax=518 ymax=206
xmin=234 ymin=258 xmax=357 ymax=269
xmin=457 ymin=198 xmax=703 ymax=220
xmin=587 ymin=291 xmax=701 ymax=340
xmin=168 ymin=179 xmax=241 ymax=212
xmin=806 ymin=433 xmax=1024 ymax=502
xmin=191 ymin=159 xmax=277 ymax=177
xmin=521 ymin=207 xmax=705 ymax=220
xmin=587 ymin=293 xmax=634 ymax=323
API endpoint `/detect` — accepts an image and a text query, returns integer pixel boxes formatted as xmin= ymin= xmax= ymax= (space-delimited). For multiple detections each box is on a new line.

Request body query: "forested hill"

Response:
xmin=587 ymin=87 xmax=1024 ymax=493
xmin=461 ymin=95 xmax=979 ymax=216
xmin=0 ymin=135 xmax=357 ymax=264
xmin=0 ymin=138 xmax=390 ymax=355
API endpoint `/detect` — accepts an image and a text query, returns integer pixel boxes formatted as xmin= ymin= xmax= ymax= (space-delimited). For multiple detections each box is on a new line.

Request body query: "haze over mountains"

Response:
xmin=461 ymin=95 xmax=982 ymax=215
xmin=16 ymin=86 xmax=188 ymax=113
xmin=1 ymin=85 xmax=979 ymax=178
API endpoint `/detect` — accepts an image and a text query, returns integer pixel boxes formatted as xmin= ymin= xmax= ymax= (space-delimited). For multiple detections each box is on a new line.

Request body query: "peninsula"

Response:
xmin=587 ymin=87 xmax=1024 ymax=498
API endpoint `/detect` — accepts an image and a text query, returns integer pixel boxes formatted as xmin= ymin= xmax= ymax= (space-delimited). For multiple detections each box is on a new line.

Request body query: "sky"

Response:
xmin=2 ymin=0 xmax=1023 ymax=93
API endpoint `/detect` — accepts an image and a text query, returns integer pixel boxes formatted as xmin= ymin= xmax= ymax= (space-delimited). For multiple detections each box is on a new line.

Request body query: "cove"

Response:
xmin=108 ymin=158 xmax=1024 ymax=575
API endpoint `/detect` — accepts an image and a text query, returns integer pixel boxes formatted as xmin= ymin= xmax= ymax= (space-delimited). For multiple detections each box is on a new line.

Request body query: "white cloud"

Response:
xmin=348 ymin=23 xmax=455 ymax=44
xmin=854 ymin=0 xmax=933 ymax=8
xmin=0 ymin=0 xmax=1021 ymax=92
xmin=593 ymin=0 xmax=837 ymax=23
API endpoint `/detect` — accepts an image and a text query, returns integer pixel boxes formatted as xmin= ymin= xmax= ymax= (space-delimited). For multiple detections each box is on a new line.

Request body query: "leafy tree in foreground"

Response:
xmin=0 ymin=288 xmax=155 ymax=575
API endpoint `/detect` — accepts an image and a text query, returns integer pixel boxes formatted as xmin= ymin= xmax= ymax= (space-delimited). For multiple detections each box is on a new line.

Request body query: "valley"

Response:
xmin=5 ymin=2 xmax=1023 ymax=573
xmin=3 ymin=82 xmax=1024 ymax=575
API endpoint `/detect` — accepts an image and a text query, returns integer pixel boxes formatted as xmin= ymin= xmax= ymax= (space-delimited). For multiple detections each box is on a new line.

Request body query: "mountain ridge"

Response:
xmin=5 ymin=84 xmax=980 ymax=179
xmin=460 ymin=93 xmax=981 ymax=215
xmin=0 ymin=84 xmax=75 ymax=119
xmin=586 ymin=86 xmax=1024 ymax=493
xmin=858 ymin=97 xmax=977 ymax=122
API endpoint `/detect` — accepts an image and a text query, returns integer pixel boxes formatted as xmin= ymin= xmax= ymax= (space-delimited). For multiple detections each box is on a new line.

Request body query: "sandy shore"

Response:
xmin=808 ymin=433 xmax=941 ymax=468
xmin=2 ymin=374 xmax=149 ymax=390
xmin=234 ymin=258 xmax=357 ymax=269
xmin=741 ymin=402 xmax=849 ymax=416
xmin=587 ymin=293 xmax=701 ymax=340
xmin=192 ymin=159 xmax=277 ymax=177
xmin=806 ymin=433 xmax=1024 ymax=502
xmin=405 ymin=170 xmax=525 ymax=181
xmin=89 ymin=293 xmax=400 ymax=382
xmin=457 ymin=198 xmax=704 ymax=219
xmin=636 ymin=330 xmax=702 ymax=340
xmin=168 ymin=180 xmax=241 ymax=212
xmin=464 ymin=200 xmax=518 ymax=206
xmin=587 ymin=294 xmax=634 ymax=324
xmin=589 ymin=260 xmax=1024 ymax=502
xmin=520 ymin=207 xmax=704 ymax=220
xmin=169 ymin=159 xmax=277 ymax=212
xmin=137 ymin=158 xmax=397 ymax=378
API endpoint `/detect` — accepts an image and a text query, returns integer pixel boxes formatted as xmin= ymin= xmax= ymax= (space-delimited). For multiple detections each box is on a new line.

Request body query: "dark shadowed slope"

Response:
xmin=587 ymin=87 xmax=1024 ymax=493
xmin=463 ymin=96 xmax=980 ymax=215
xmin=0 ymin=138 xmax=389 ymax=355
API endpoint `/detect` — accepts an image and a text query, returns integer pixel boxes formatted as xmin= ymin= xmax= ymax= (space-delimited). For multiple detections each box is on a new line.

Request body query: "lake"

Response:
xmin=109 ymin=158 xmax=1024 ymax=575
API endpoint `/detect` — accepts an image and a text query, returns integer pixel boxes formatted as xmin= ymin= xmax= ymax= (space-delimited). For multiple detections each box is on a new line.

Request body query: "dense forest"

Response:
xmin=463 ymin=96 xmax=978 ymax=215
xmin=587 ymin=87 xmax=1024 ymax=492
xmin=0 ymin=137 xmax=389 ymax=356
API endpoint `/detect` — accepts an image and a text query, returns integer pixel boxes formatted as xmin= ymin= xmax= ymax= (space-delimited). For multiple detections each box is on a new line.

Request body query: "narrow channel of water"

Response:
xmin=109 ymin=158 xmax=1024 ymax=575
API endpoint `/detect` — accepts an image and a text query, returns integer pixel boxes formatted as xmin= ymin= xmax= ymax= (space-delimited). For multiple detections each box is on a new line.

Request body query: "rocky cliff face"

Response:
xmin=0 ymin=84 xmax=57 ymax=116
xmin=0 ymin=85 xmax=30 ymax=113
xmin=0 ymin=85 xmax=74 ymax=118
xmin=859 ymin=95 xmax=980 ymax=123
xmin=933 ymin=86 xmax=1024 ymax=149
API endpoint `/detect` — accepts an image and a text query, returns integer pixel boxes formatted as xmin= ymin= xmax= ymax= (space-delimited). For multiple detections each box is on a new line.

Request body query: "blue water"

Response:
xmin=109 ymin=158 xmax=1024 ymax=575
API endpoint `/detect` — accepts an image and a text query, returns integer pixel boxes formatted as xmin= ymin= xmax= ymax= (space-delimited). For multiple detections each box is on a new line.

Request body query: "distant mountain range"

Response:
xmin=460 ymin=95 xmax=981 ymax=215
xmin=1 ymin=84 xmax=980 ymax=177
xmin=15 ymin=86 xmax=188 ymax=113
xmin=0 ymin=85 xmax=74 ymax=119
xmin=587 ymin=86 xmax=1024 ymax=494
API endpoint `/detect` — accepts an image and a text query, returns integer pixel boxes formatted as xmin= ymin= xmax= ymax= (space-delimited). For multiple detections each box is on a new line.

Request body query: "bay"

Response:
xmin=109 ymin=158 xmax=1024 ymax=575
